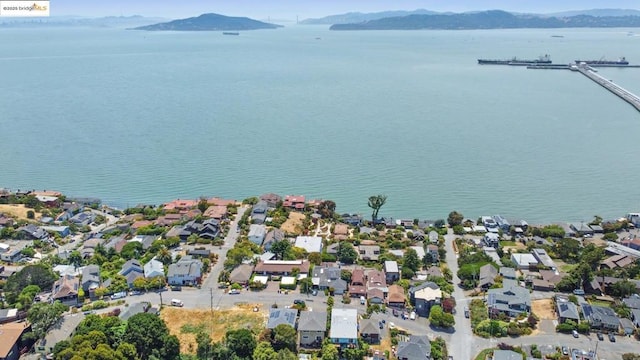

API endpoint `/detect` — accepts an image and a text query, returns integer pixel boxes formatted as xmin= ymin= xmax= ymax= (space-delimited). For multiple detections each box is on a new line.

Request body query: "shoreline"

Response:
xmin=1 ymin=186 xmax=635 ymax=226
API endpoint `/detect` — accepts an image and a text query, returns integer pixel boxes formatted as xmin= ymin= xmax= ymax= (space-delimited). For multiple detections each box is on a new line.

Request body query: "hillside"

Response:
xmin=133 ymin=13 xmax=282 ymax=31
xmin=300 ymin=9 xmax=442 ymax=25
xmin=329 ymin=10 xmax=640 ymax=30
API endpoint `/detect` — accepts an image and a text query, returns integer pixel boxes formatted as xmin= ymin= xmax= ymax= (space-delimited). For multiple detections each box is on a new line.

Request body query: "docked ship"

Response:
xmin=478 ymin=54 xmax=552 ymax=65
xmin=574 ymin=57 xmax=629 ymax=66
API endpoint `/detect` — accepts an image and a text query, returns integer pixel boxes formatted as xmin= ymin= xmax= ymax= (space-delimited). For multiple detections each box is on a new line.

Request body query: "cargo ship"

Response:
xmin=478 ymin=54 xmax=551 ymax=65
xmin=222 ymin=32 xmax=239 ymax=35
xmin=574 ymin=57 xmax=629 ymax=66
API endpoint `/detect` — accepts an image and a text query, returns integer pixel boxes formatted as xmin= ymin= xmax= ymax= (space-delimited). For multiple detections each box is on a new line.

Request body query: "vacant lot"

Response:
xmin=532 ymin=299 xmax=555 ymax=320
xmin=161 ymin=304 xmax=266 ymax=354
xmin=281 ymin=212 xmax=306 ymax=234
xmin=0 ymin=204 xmax=41 ymax=220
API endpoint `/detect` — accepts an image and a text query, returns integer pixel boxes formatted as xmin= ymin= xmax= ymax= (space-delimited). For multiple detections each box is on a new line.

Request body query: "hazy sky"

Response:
xmin=51 ymin=0 xmax=640 ymax=20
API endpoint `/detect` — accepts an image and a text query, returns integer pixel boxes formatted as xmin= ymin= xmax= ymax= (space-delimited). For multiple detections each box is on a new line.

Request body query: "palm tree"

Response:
xmin=157 ymin=247 xmax=172 ymax=265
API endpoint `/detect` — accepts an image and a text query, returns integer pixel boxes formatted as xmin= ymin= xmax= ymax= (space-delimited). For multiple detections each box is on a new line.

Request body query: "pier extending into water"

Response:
xmin=526 ymin=63 xmax=640 ymax=113
xmin=573 ymin=64 xmax=640 ymax=112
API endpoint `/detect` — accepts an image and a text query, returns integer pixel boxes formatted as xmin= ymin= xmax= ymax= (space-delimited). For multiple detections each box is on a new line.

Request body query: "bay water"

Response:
xmin=1 ymin=25 xmax=640 ymax=223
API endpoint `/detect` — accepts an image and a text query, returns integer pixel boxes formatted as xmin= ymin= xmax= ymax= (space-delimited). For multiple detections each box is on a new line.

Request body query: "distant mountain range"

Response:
xmin=303 ymin=8 xmax=640 ymax=25
xmin=328 ymin=10 xmax=640 ymax=30
xmin=132 ymin=13 xmax=282 ymax=31
xmin=0 ymin=15 xmax=166 ymax=28
xmin=300 ymin=9 xmax=446 ymax=25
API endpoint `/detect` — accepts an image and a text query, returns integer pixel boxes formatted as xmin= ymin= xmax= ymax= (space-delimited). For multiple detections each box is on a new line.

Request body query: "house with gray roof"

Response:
xmin=263 ymin=229 xmax=285 ymax=251
xmin=311 ymin=266 xmax=347 ymax=295
xmin=251 ymin=200 xmax=268 ymax=224
xmin=428 ymin=231 xmax=439 ymax=244
xmin=396 ymin=335 xmax=431 ymax=360
xmin=487 ymin=279 xmax=531 ymax=317
xmin=298 ymin=311 xmax=326 ymax=347
xmin=581 ymin=303 xmax=619 ymax=331
xmin=119 ymin=259 xmax=144 ymax=287
xmin=229 ymin=264 xmax=254 ymax=285
xmin=358 ymin=245 xmax=380 ymax=261
xmin=631 ymin=308 xmax=640 ymax=327
xmin=267 ymin=308 xmax=298 ymax=329
xmin=499 ymin=267 xmax=516 ymax=280
xmin=81 ymin=264 xmax=101 ymax=292
xmin=248 ymin=224 xmax=267 ymax=245
xmin=623 ymin=294 xmax=640 ymax=309
xmin=479 ymin=264 xmax=498 ymax=289
xmin=119 ymin=301 xmax=151 ymax=321
xmin=492 ymin=350 xmax=522 ymax=360
xmin=329 ymin=308 xmax=358 ymax=346
xmin=555 ymin=295 xmax=580 ymax=323
xmin=359 ymin=318 xmax=381 ymax=344
xmin=167 ymin=256 xmax=202 ymax=286
xmin=37 ymin=313 xmax=85 ymax=355
xmin=20 ymin=224 xmax=49 ymax=240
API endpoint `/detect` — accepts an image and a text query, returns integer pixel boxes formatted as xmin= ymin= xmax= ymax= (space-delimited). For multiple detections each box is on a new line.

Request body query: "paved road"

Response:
xmin=444 ymin=228 xmax=476 ymax=360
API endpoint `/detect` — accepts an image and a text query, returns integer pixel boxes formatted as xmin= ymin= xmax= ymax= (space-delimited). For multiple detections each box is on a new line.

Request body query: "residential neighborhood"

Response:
xmin=0 ymin=190 xmax=640 ymax=360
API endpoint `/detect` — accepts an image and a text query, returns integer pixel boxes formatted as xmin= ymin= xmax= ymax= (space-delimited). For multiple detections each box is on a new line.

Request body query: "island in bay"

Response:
xmin=132 ymin=13 xmax=282 ymax=31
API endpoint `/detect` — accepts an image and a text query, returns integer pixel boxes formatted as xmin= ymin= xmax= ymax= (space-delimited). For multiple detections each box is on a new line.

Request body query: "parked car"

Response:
xmin=293 ymin=299 xmax=305 ymax=306
xmin=389 ymin=322 xmax=395 ymax=329
xmin=573 ymin=289 xmax=585 ymax=295
xmin=311 ymin=290 xmax=318 ymax=296
xmin=229 ymin=289 xmax=240 ymax=295
xmin=597 ymin=332 xmax=604 ymax=341
xmin=608 ymin=333 xmax=616 ymax=342
xmin=572 ymin=330 xmax=579 ymax=338
xmin=110 ymin=291 xmax=127 ymax=300
xmin=410 ymin=311 xmax=416 ymax=320
xmin=171 ymin=299 xmax=184 ymax=307
xmin=562 ymin=346 xmax=569 ymax=355
xmin=464 ymin=307 xmax=470 ymax=318
xmin=392 ymin=309 xmax=399 ymax=317
xmin=171 ymin=285 xmax=182 ymax=291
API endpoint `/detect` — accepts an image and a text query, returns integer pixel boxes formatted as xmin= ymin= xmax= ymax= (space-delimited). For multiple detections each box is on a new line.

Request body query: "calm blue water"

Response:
xmin=1 ymin=25 xmax=640 ymax=223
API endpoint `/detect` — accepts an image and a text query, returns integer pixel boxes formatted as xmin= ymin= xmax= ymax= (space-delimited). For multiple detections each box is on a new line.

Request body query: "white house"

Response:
xmin=144 ymin=259 xmax=165 ymax=279
xmin=294 ymin=236 xmax=323 ymax=254
xmin=248 ymin=224 xmax=267 ymax=245
xmin=511 ymin=253 xmax=539 ymax=270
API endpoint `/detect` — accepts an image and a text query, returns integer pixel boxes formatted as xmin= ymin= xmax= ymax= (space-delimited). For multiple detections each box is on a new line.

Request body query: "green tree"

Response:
xmin=4 ymin=264 xmax=57 ymax=304
xmin=253 ymin=341 xmax=277 ymax=360
xmin=276 ymin=348 xmax=297 ymax=360
xmin=321 ymin=341 xmax=339 ymax=360
xmin=27 ymin=301 xmax=69 ymax=340
xmin=428 ymin=305 xmax=455 ymax=328
xmin=580 ymin=244 xmax=605 ymax=270
xmin=340 ymin=269 xmax=352 ymax=283
xmin=26 ymin=210 xmax=35 ymax=219
xmin=317 ymin=200 xmax=337 ymax=219
xmin=198 ymin=197 xmax=209 ymax=213
xmin=123 ymin=313 xmax=180 ymax=360
xmin=404 ymin=248 xmax=421 ymax=272
xmin=308 ymin=252 xmax=322 ymax=265
xmin=270 ymin=240 xmax=291 ymax=261
xmin=367 ymin=195 xmax=387 ymax=223
xmin=272 ymin=324 xmax=296 ymax=352
xmin=226 ymin=328 xmax=256 ymax=358
xmin=121 ymin=242 xmax=143 ymax=260
xmin=554 ymin=238 xmax=581 ymax=262
xmin=610 ymin=280 xmax=637 ymax=298
xmin=299 ymin=277 xmax=313 ymax=295
xmin=337 ymin=242 xmax=357 ymax=264
xmin=447 ymin=211 xmax=464 ymax=227
xmin=196 ymin=331 xmax=213 ymax=359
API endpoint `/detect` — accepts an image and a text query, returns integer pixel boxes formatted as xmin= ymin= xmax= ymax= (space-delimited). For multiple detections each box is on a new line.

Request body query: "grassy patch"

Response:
xmin=499 ymin=241 xmax=517 ymax=246
xmin=0 ymin=204 xmax=41 ymax=221
xmin=588 ymin=299 xmax=613 ymax=307
xmin=560 ymin=263 xmax=577 ymax=273
xmin=474 ymin=348 xmax=496 ymax=360
xmin=161 ymin=304 xmax=265 ymax=354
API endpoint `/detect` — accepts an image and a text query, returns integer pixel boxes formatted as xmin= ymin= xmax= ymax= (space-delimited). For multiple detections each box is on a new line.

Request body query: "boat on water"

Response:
xmin=222 ymin=32 xmax=239 ymax=36
xmin=574 ymin=57 xmax=629 ymax=66
xmin=478 ymin=54 xmax=552 ymax=65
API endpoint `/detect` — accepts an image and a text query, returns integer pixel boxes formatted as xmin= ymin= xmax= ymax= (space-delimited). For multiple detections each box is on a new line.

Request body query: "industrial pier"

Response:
xmin=526 ymin=62 xmax=640 ymax=112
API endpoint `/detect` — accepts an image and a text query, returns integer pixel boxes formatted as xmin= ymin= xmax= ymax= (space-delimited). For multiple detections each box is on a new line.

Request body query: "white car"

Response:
xmin=389 ymin=322 xmax=396 ymax=329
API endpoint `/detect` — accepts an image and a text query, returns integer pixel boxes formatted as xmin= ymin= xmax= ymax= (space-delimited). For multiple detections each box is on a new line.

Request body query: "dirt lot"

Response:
xmin=0 ymin=204 xmax=41 ymax=220
xmin=280 ymin=212 xmax=306 ymax=234
xmin=532 ymin=299 xmax=555 ymax=320
xmin=161 ymin=304 xmax=266 ymax=354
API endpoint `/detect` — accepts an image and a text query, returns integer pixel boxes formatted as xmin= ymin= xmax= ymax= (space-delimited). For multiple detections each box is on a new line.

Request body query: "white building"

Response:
xmin=294 ymin=236 xmax=323 ymax=253
xmin=511 ymin=253 xmax=539 ymax=270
